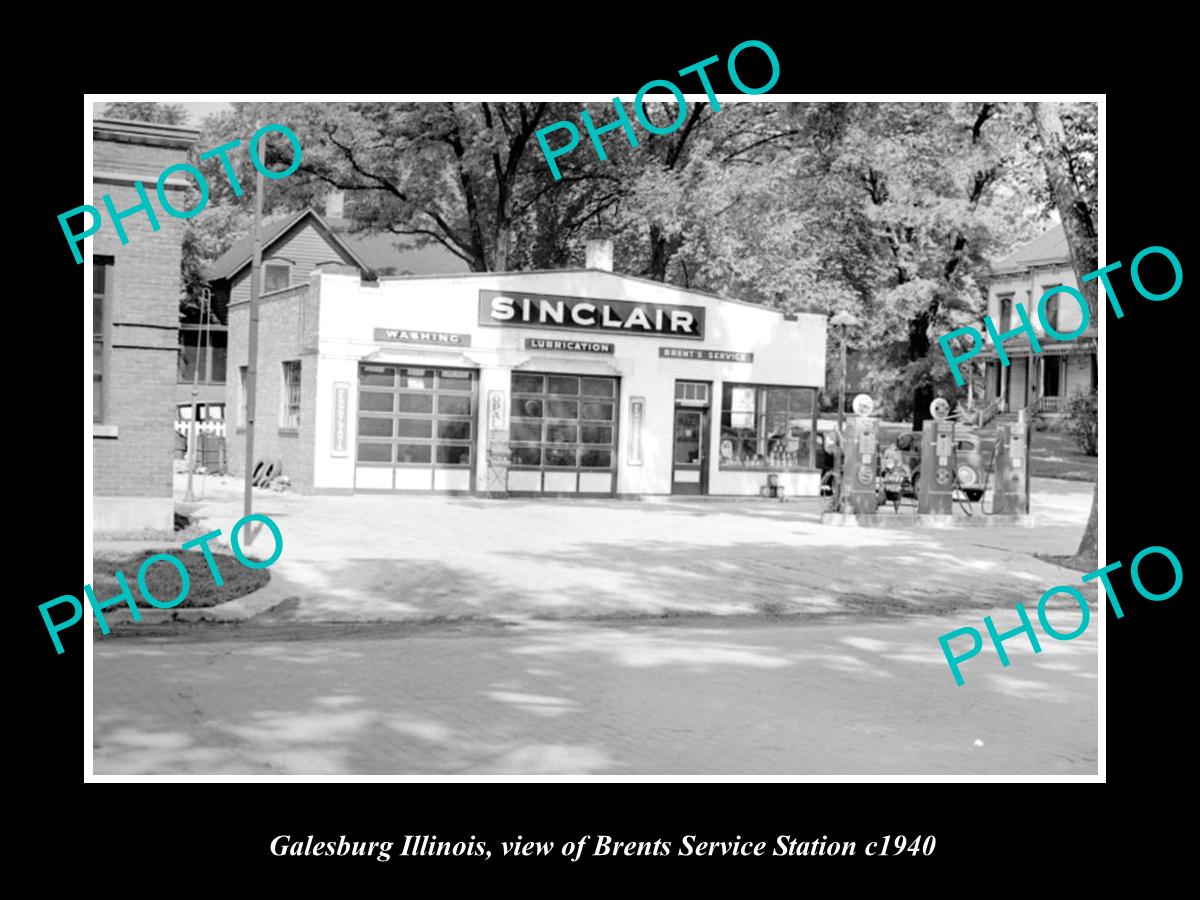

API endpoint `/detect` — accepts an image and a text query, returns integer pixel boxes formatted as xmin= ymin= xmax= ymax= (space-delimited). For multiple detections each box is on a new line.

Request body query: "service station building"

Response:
xmin=228 ymin=254 xmax=828 ymax=498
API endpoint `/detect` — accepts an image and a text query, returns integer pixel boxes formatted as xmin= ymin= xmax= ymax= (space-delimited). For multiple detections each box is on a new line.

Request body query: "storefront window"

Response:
xmin=719 ymin=383 xmax=817 ymax=470
xmin=510 ymin=372 xmax=618 ymax=471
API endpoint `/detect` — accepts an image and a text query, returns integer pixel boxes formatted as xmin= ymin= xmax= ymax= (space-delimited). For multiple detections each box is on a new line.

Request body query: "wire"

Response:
xmin=950 ymin=442 xmax=974 ymax=517
xmin=979 ymin=435 xmax=1002 ymax=515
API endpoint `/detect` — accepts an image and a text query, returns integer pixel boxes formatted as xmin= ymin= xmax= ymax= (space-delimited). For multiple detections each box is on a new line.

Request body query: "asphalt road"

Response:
xmin=92 ymin=611 xmax=1097 ymax=776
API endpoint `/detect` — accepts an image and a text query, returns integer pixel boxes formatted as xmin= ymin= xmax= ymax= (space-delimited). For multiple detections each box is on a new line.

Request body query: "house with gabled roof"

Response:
xmin=178 ymin=203 xmax=468 ymax=416
xmin=977 ymin=224 xmax=1097 ymax=415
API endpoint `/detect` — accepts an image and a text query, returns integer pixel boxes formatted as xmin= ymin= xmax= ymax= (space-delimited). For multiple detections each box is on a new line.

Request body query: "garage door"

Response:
xmin=508 ymin=372 xmax=618 ymax=494
xmin=355 ymin=364 xmax=477 ymax=491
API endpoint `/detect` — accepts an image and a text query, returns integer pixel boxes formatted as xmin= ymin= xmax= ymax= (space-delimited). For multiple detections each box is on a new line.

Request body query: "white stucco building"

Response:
xmin=227 ymin=243 xmax=828 ymax=497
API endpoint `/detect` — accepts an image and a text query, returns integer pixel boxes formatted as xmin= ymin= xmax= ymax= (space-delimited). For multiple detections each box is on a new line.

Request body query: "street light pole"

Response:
xmin=244 ymin=130 xmax=265 ymax=519
xmin=184 ymin=285 xmax=211 ymax=504
xmin=838 ymin=329 xmax=848 ymax=436
xmin=828 ymin=311 xmax=862 ymax=511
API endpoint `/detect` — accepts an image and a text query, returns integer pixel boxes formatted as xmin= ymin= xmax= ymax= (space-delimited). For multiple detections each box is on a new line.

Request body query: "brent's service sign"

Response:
xmin=478 ymin=289 xmax=705 ymax=340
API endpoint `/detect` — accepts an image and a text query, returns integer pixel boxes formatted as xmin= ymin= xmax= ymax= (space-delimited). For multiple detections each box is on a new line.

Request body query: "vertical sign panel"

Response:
xmin=486 ymin=390 xmax=510 ymax=496
xmin=628 ymin=396 xmax=645 ymax=466
xmin=487 ymin=390 xmax=507 ymax=432
xmin=331 ymin=381 xmax=349 ymax=456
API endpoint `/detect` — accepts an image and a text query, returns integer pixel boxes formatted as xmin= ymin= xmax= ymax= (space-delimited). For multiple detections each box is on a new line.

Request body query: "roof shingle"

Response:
xmin=992 ymin=224 xmax=1070 ymax=273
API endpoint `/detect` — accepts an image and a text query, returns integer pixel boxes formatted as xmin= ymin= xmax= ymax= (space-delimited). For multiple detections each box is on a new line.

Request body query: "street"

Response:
xmin=89 ymin=474 xmax=1098 ymax=776
xmin=93 ymin=611 xmax=1096 ymax=776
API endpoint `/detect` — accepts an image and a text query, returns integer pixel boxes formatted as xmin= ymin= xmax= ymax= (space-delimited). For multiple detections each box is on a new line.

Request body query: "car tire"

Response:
xmin=821 ymin=471 xmax=839 ymax=506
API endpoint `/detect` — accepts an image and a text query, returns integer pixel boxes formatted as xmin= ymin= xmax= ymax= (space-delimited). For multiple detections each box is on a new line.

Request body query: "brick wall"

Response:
xmin=94 ymin=141 xmax=189 ymax=182
xmin=92 ymin=121 xmax=198 ymax=528
xmin=227 ymin=283 xmax=317 ymax=491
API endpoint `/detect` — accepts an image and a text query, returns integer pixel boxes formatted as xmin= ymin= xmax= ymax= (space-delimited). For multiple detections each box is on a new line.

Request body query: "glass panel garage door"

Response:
xmin=509 ymin=372 xmax=618 ymax=494
xmin=356 ymin=364 xmax=477 ymax=491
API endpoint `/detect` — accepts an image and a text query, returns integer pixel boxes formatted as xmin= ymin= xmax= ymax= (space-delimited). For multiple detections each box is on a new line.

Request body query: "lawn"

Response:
xmin=1028 ymin=426 xmax=1097 ymax=482
xmin=91 ymin=549 xmax=269 ymax=609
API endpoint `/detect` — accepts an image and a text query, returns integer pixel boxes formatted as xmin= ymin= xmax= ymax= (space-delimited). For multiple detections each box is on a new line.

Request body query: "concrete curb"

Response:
xmin=98 ymin=577 xmax=296 ymax=629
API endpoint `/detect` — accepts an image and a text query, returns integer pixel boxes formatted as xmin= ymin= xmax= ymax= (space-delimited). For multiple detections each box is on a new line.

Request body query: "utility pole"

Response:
xmin=244 ymin=129 xmax=265 ymax=518
xmin=184 ymin=286 xmax=211 ymax=502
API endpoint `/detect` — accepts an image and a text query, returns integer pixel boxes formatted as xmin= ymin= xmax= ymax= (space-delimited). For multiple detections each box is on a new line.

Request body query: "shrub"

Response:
xmin=1063 ymin=389 xmax=1098 ymax=456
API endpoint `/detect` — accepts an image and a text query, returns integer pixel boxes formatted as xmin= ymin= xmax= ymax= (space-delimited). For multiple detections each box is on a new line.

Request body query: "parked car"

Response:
xmin=880 ymin=430 xmax=988 ymax=503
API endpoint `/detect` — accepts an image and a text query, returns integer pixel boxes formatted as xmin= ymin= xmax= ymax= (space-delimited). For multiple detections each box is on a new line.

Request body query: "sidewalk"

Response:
xmin=156 ymin=473 xmax=1096 ymax=625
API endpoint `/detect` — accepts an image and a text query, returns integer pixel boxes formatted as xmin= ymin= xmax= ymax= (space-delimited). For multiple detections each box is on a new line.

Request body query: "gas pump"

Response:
xmin=839 ymin=394 xmax=879 ymax=514
xmin=992 ymin=412 xmax=1031 ymax=514
xmin=917 ymin=398 xmax=956 ymax=515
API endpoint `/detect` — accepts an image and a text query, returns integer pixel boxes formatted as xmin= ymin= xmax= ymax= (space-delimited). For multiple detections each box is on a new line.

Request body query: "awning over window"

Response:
xmin=360 ymin=348 xmax=489 ymax=368
xmin=511 ymin=356 xmax=622 ymax=376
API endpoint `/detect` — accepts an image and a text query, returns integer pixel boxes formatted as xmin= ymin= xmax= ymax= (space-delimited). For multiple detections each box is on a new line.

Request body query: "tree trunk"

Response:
xmin=1062 ymin=485 xmax=1099 ymax=570
xmin=909 ymin=305 xmax=933 ymax=431
xmin=493 ymin=226 xmax=510 ymax=272
xmin=1028 ymin=102 xmax=1098 ymax=564
xmin=647 ymin=225 xmax=670 ymax=281
xmin=1027 ymin=102 xmax=1098 ymax=317
xmin=912 ymin=384 xmax=934 ymax=434
xmin=646 ymin=224 xmax=683 ymax=282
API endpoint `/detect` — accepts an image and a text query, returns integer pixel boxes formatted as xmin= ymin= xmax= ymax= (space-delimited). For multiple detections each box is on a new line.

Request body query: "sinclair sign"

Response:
xmin=478 ymin=289 xmax=705 ymax=339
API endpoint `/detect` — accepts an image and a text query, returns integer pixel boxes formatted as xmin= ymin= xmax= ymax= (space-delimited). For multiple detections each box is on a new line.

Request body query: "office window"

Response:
xmin=238 ymin=366 xmax=248 ymax=427
xmin=282 ymin=360 xmax=301 ymax=429
xmin=674 ymin=381 xmax=710 ymax=404
xmin=264 ymin=263 xmax=291 ymax=293
xmin=178 ymin=327 xmax=228 ymax=384
xmin=93 ymin=257 xmax=112 ymax=422
xmin=719 ymin=384 xmax=817 ymax=470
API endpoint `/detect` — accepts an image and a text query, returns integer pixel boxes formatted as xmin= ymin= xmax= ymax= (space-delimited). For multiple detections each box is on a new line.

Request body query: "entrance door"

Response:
xmin=672 ymin=408 xmax=709 ymax=495
xmin=1043 ymin=356 xmax=1062 ymax=398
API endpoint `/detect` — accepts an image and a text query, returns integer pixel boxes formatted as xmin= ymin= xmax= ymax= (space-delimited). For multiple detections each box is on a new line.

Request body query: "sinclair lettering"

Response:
xmin=478 ymin=289 xmax=704 ymax=339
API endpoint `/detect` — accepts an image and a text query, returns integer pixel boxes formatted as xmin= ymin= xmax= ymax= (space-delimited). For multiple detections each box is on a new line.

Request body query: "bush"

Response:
xmin=1063 ymin=389 xmax=1098 ymax=456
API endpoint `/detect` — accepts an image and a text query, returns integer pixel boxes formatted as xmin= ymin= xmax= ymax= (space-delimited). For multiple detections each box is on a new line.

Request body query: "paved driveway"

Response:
xmin=164 ymin=474 xmax=1096 ymax=624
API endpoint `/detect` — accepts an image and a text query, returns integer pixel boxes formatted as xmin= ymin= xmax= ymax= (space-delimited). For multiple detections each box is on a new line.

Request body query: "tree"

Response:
xmin=795 ymin=103 xmax=1042 ymax=428
xmin=1027 ymin=101 xmax=1099 ymax=570
xmin=100 ymin=102 xmax=189 ymax=125
xmin=213 ymin=101 xmax=574 ymax=273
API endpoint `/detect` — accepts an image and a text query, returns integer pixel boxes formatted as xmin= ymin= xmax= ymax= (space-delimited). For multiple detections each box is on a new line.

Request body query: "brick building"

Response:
xmin=93 ymin=118 xmax=199 ymax=532
xmin=198 ymin=201 xmax=466 ymax=423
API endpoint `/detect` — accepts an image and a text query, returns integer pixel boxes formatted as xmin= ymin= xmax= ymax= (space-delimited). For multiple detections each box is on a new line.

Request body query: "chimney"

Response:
xmin=324 ymin=189 xmax=345 ymax=220
xmin=585 ymin=238 xmax=613 ymax=272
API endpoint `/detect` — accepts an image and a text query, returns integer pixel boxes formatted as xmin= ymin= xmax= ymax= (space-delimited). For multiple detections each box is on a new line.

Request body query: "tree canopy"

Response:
xmin=173 ymin=100 xmax=1096 ymax=423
